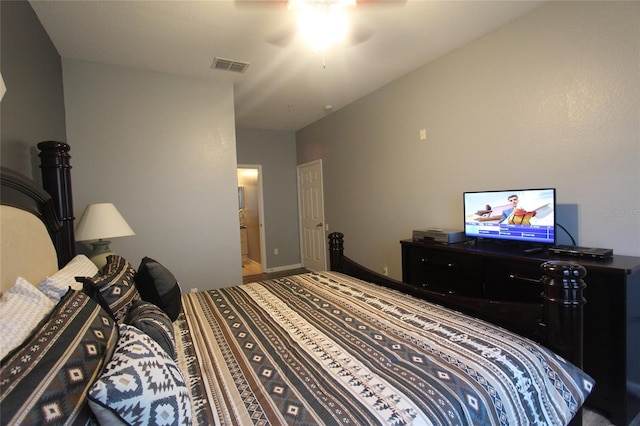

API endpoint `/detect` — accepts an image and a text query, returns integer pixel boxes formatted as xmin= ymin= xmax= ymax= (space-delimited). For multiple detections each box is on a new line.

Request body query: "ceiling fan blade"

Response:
xmin=265 ymin=27 xmax=297 ymax=47
xmin=356 ymin=0 xmax=406 ymax=6
xmin=346 ymin=22 xmax=374 ymax=45
xmin=235 ymin=0 xmax=405 ymax=8
xmin=234 ymin=0 xmax=287 ymax=10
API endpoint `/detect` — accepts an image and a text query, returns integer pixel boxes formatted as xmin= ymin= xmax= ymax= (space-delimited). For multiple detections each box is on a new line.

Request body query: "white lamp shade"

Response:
xmin=75 ymin=203 xmax=135 ymax=241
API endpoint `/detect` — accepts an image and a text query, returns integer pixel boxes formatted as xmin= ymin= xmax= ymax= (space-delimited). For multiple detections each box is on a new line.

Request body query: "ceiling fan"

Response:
xmin=235 ymin=0 xmax=406 ymax=51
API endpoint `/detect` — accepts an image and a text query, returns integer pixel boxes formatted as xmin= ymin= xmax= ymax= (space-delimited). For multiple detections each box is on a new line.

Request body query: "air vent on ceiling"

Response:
xmin=211 ymin=57 xmax=250 ymax=73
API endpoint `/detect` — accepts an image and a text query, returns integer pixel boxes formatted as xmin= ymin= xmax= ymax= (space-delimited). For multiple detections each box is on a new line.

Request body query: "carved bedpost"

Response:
xmin=328 ymin=232 xmax=345 ymax=272
xmin=541 ymin=261 xmax=587 ymax=369
xmin=38 ymin=141 xmax=75 ymax=267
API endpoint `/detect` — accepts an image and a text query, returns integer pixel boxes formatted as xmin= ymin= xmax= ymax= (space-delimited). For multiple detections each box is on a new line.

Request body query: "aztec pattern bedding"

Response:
xmin=175 ymin=271 xmax=593 ymax=426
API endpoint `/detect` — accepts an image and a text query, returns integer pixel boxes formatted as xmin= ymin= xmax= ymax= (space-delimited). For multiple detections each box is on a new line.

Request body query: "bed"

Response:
xmin=1 ymin=142 xmax=593 ymax=425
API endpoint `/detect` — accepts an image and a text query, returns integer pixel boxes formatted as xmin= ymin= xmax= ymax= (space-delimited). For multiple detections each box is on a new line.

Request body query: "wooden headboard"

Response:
xmin=0 ymin=141 xmax=75 ymax=292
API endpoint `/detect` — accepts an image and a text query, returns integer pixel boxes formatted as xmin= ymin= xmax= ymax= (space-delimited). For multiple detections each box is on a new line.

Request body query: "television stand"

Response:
xmin=400 ymin=239 xmax=640 ymax=425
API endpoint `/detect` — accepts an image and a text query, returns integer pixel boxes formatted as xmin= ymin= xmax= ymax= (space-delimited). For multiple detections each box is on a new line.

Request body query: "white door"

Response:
xmin=298 ymin=160 xmax=327 ymax=271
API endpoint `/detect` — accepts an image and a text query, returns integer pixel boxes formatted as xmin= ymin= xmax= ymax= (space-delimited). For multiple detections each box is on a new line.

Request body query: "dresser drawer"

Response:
xmin=483 ymin=259 xmax=543 ymax=302
xmin=404 ymin=246 xmax=483 ymax=297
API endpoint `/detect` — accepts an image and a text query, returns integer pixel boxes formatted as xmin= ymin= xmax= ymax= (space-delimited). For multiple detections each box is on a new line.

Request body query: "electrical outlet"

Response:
xmin=383 ymin=266 xmax=389 ymax=276
xmin=419 ymin=128 xmax=427 ymax=140
xmin=190 ymin=288 xmax=198 ymax=293
xmin=274 ymin=248 xmax=279 ymax=255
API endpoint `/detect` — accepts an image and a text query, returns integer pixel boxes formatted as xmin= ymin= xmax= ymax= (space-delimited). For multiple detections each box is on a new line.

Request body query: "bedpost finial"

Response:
xmin=541 ymin=260 xmax=587 ymax=306
xmin=328 ymin=232 xmax=344 ymax=272
xmin=541 ymin=260 xmax=587 ymax=369
xmin=37 ymin=140 xmax=70 ymax=152
xmin=328 ymin=232 xmax=344 ymax=249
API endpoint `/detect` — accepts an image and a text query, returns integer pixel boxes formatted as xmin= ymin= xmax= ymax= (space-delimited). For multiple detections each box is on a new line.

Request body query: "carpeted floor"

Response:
xmin=584 ymin=407 xmax=640 ymax=426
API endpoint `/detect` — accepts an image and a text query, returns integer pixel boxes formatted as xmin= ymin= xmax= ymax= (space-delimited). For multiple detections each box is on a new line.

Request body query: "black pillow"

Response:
xmin=124 ymin=299 xmax=176 ymax=359
xmin=134 ymin=257 xmax=182 ymax=321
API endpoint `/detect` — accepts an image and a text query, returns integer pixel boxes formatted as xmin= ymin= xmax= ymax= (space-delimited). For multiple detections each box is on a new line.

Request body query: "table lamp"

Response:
xmin=75 ymin=203 xmax=135 ymax=269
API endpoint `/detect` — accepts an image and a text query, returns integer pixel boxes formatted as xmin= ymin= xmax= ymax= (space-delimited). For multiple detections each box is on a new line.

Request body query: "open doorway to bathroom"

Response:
xmin=237 ymin=166 xmax=265 ymax=277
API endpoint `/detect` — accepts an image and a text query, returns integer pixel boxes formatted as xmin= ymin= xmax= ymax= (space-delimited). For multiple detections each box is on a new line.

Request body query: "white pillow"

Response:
xmin=38 ymin=276 xmax=70 ymax=303
xmin=39 ymin=254 xmax=99 ymax=299
xmin=0 ymin=277 xmax=55 ymax=360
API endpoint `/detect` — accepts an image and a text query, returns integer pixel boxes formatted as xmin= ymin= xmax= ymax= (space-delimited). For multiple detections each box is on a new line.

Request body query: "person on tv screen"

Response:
xmin=500 ymin=194 xmax=520 ymax=223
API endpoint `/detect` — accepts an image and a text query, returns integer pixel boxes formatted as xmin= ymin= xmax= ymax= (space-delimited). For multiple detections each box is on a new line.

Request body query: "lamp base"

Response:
xmin=89 ymin=239 xmax=114 ymax=270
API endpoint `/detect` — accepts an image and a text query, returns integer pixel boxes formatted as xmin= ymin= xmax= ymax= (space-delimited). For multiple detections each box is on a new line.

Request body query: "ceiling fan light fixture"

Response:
xmin=289 ymin=0 xmax=356 ymax=52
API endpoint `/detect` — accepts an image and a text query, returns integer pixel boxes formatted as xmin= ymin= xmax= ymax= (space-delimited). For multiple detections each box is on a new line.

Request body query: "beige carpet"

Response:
xmin=584 ymin=407 xmax=640 ymax=426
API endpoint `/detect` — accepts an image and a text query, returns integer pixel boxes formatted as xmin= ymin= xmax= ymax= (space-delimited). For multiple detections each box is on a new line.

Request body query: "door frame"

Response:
xmin=238 ymin=164 xmax=266 ymax=273
xmin=297 ymin=159 xmax=327 ymax=271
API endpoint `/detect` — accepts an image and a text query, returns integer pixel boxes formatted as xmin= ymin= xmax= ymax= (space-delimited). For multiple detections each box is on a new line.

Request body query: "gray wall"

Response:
xmin=297 ymin=1 xmax=640 ymax=279
xmin=62 ymin=59 xmax=240 ymax=291
xmin=1 ymin=0 xmax=299 ymax=289
xmin=4 ymin=0 xmax=638 ymax=290
xmin=0 ymin=0 xmax=66 ymax=180
xmin=236 ymin=127 xmax=301 ymax=270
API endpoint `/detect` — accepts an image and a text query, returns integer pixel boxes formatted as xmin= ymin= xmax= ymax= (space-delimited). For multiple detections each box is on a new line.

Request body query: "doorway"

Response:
xmin=237 ymin=166 xmax=265 ymax=277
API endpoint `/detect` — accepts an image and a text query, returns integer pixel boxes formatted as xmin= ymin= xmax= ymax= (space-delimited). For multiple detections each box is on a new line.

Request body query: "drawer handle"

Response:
xmin=421 ymin=284 xmax=456 ymax=295
xmin=508 ymin=274 xmax=541 ymax=285
xmin=421 ymin=258 xmax=455 ymax=269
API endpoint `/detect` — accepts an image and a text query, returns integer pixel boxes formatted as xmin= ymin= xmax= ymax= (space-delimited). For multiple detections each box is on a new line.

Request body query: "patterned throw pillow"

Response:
xmin=124 ymin=299 xmax=176 ymax=359
xmin=0 ymin=277 xmax=55 ymax=360
xmin=0 ymin=290 xmax=118 ymax=425
xmin=79 ymin=255 xmax=140 ymax=322
xmin=88 ymin=324 xmax=192 ymax=426
xmin=134 ymin=257 xmax=182 ymax=321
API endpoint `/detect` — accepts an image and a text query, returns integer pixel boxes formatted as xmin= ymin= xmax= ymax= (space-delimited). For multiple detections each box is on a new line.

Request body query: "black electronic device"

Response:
xmin=549 ymin=245 xmax=613 ymax=260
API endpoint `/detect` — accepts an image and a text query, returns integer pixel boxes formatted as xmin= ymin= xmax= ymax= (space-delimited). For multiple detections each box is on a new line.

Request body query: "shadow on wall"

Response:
xmin=0 ymin=141 xmax=41 ymax=182
xmin=556 ymin=204 xmax=578 ymax=246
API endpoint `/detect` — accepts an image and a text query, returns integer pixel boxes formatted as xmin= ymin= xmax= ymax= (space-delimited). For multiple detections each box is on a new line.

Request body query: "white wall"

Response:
xmin=297 ymin=1 xmax=640 ymax=279
xmin=63 ymin=59 xmax=241 ymax=291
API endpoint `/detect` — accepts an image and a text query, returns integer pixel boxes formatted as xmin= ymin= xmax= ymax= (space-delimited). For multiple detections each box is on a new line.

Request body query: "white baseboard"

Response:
xmin=266 ymin=263 xmax=303 ymax=273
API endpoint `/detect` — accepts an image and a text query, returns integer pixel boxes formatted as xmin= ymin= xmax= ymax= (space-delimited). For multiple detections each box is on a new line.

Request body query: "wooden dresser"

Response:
xmin=401 ymin=239 xmax=640 ymax=425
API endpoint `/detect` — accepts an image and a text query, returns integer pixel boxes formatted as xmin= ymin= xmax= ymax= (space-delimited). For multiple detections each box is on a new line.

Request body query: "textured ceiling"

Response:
xmin=30 ymin=0 xmax=544 ymax=131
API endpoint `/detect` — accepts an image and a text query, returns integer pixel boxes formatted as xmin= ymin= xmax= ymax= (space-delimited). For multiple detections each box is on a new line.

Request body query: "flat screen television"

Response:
xmin=463 ymin=188 xmax=556 ymax=245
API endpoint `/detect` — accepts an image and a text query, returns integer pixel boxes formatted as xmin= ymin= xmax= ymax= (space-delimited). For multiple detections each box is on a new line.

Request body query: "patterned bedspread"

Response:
xmin=174 ymin=271 xmax=593 ymax=426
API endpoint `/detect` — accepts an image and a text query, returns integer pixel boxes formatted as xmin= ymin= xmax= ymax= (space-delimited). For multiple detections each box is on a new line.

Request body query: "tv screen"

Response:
xmin=463 ymin=188 xmax=556 ymax=245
